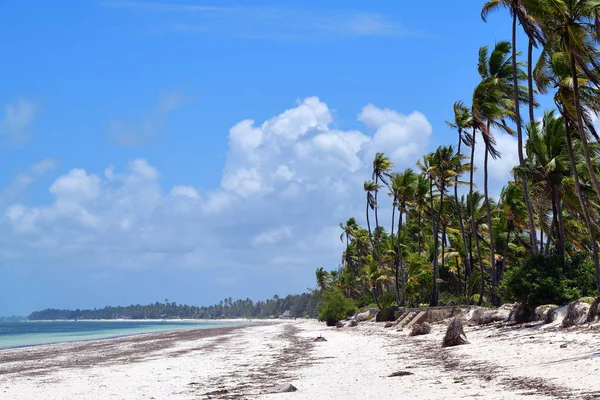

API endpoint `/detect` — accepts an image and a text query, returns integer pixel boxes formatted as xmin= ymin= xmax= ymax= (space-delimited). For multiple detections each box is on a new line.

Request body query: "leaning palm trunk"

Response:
xmin=454 ymin=139 xmax=472 ymax=295
xmin=513 ymin=14 xmax=538 ymax=254
xmin=570 ymin=51 xmax=600 ymax=208
xmin=484 ymin=140 xmax=497 ymax=306
xmin=431 ymin=188 xmax=444 ymax=306
xmin=366 ymin=202 xmax=374 ymax=251
xmin=565 ymin=119 xmax=600 ymax=294
xmin=374 ymin=177 xmax=382 ymax=263
xmin=552 ymin=185 xmax=566 ymax=261
xmin=469 ymin=128 xmax=484 ymax=305
xmin=397 ymin=209 xmax=405 ymax=305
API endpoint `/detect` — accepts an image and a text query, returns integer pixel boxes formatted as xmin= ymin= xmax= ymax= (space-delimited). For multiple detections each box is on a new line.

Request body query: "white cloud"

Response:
xmin=0 ymin=98 xmax=38 ymax=145
xmin=252 ymin=226 xmax=292 ymax=246
xmin=0 ymin=158 xmax=58 ymax=207
xmin=4 ymin=97 xmax=513 ymax=293
xmin=102 ymin=2 xmax=421 ymax=40
xmin=108 ymin=92 xmax=185 ymax=146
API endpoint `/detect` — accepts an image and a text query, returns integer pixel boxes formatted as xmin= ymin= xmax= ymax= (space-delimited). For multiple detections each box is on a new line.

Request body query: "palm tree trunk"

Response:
xmin=456 ymin=256 xmax=462 ymax=298
xmin=417 ymin=210 xmax=422 ymax=257
xmin=484 ymin=139 xmax=497 ymax=307
xmin=570 ymin=50 xmax=600 ymax=207
xmin=366 ymin=201 xmax=374 ymax=251
xmin=514 ymin=14 xmax=538 ymax=254
xmin=391 ymin=197 xmax=396 ymax=239
xmin=454 ymin=137 xmax=472 ymax=294
xmin=469 ymin=127 xmax=484 ymax=306
xmin=398 ymin=209 xmax=405 ymax=306
xmin=565 ymin=118 xmax=600 ymax=294
xmin=552 ymin=185 xmax=565 ymax=261
xmin=430 ymin=188 xmax=444 ymax=307
xmin=501 ymin=228 xmax=511 ymax=283
xmin=374 ymin=177 xmax=381 ymax=262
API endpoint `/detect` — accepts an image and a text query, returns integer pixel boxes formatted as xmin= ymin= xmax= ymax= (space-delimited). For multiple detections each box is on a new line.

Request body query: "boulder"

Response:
xmin=535 ymin=304 xmax=559 ymax=321
xmin=384 ymin=322 xmax=393 ymax=328
xmin=562 ymin=301 xmax=590 ymax=328
xmin=355 ymin=308 xmax=377 ymax=322
xmin=508 ymin=303 xmax=536 ymax=324
xmin=348 ymin=320 xmax=358 ymax=327
xmin=470 ymin=308 xmax=509 ymax=326
xmin=586 ymin=297 xmax=600 ymax=323
xmin=325 ymin=319 xmax=337 ymax=327
xmin=336 ymin=321 xmax=345 ymax=328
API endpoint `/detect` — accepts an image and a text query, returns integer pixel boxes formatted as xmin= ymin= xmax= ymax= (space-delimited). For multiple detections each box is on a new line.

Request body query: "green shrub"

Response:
xmin=377 ymin=292 xmax=397 ymax=311
xmin=499 ymin=253 xmax=596 ymax=308
xmin=317 ymin=289 xmax=357 ymax=324
xmin=439 ymin=293 xmax=468 ymax=306
xmin=355 ymin=294 xmax=375 ymax=309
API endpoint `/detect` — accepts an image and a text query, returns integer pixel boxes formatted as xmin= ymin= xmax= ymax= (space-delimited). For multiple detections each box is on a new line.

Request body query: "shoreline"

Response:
xmin=0 ymin=319 xmax=280 ymax=351
xmin=2 ymin=319 xmax=600 ymax=399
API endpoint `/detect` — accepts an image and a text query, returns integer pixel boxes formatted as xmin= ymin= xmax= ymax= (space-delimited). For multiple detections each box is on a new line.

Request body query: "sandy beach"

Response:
xmin=1 ymin=318 xmax=600 ymax=399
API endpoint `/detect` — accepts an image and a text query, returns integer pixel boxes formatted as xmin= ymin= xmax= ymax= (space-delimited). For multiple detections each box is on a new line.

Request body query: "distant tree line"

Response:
xmin=28 ymin=292 xmax=320 ymax=320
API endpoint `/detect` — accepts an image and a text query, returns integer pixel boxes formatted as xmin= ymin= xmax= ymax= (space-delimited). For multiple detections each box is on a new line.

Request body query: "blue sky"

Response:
xmin=0 ymin=1 xmax=542 ymax=315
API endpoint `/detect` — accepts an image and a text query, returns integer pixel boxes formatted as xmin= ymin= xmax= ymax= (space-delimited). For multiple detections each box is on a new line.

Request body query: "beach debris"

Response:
xmin=388 ymin=371 xmax=413 ymax=377
xmin=560 ymin=343 xmax=568 ymax=348
xmin=586 ymin=297 xmax=600 ymax=323
xmin=562 ymin=301 xmax=589 ymax=328
xmin=442 ymin=318 xmax=468 ymax=347
xmin=348 ymin=320 xmax=358 ymax=327
xmin=266 ymin=384 xmax=298 ymax=393
xmin=410 ymin=322 xmax=432 ymax=336
xmin=204 ymin=388 xmax=229 ymax=396
xmin=313 ymin=335 xmax=327 ymax=342
xmin=384 ymin=322 xmax=393 ymax=328
xmin=336 ymin=321 xmax=345 ymax=328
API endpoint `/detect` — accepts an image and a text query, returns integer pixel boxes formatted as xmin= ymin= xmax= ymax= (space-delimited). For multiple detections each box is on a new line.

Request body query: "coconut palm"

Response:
xmin=364 ymin=180 xmax=378 ymax=251
xmin=446 ymin=101 xmax=474 ymax=289
xmin=372 ymin=153 xmax=394 ymax=262
xmin=482 ymin=0 xmax=544 ymax=254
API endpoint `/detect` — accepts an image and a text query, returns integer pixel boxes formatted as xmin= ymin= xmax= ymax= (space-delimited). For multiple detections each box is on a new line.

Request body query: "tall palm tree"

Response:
xmin=473 ymin=40 xmax=529 ymax=305
xmin=372 ymin=153 xmax=394 ymax=263
xmin=482 ymin=0 xmax=543 ymax=254
xmin=446 ymin=101 xmax=474 ymax=290
xmin=364 ymin=180 xmax=378 ymax=252
xmin=534 ymin=0 xmax=600 ymax=206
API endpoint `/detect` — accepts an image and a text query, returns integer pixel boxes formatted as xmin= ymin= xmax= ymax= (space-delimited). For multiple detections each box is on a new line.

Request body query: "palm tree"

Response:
xmin=535 ymin=0 xmax=600 ymax=206
xmin=340 ymin=217 xmax=358 ymax=270
xmin=427 ymin=145 xmax=467 ymax=306
xmin=524 ymin=110 xmax=570 ymax=260
xmin=372 ymin=153 xmax=394 ymax=262
xmin=473 ymin=40 xmax=529 ymax=306
xmin=390 ymin=169 xmax=417 ymax=305
xmin=482 ymin=0 xmax=544 ymax=254
xmin=364 ymin=180 xmax=378 ymax=252
xmin=446 ymin=101 xmax=474 ymax=291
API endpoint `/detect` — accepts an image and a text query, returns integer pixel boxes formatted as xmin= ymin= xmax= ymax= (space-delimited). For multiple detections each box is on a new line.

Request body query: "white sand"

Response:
xmin=1 ymin=319 xmax=600 ymax=399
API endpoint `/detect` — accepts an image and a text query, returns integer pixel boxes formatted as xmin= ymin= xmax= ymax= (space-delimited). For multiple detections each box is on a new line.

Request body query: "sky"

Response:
xmin=0 ymin=1 xmax=551 ymax=315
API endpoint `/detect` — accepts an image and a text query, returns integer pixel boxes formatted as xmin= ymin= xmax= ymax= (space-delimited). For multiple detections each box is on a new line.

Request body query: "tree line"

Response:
xmin=316 ymin=0 xmax=600 ymax=314
xmin=28 ymin=293 xmax=320 ymax=320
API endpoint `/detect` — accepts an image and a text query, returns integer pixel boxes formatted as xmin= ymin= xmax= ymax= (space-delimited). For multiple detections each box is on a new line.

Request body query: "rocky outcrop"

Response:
xmin=508 ymin=303 xmax=536 ymax=324
xmin=355 ymin=308 xmax=377 ymax=322
xmin=470 ymin=308 xmax=509 ymax=326
xmin=535 ymin=304 xmax=559 ymax=321
xmin=267 ymin=384 xmax=297 ymax=393
xmin=409 ymin=322 xmax=431 ymax=336
xmin=562 ymin=301 xmax=590 ymax=328
xmin=336 ymin=321 xmax=345 ymax=328
xmin=348 ymin=320 xmax=358 ymax=327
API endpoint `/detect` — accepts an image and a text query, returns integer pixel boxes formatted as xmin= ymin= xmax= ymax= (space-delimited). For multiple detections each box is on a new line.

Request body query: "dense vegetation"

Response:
xmin=28 ymin=293 xmax=320 ymax=320
xmin=317 ymin=0 xmax=600 ymax=321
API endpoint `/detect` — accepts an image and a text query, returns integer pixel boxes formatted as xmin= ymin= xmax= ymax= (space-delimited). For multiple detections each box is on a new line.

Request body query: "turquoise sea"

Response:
xmin=0 ymin=320 xmax=248 ymax=349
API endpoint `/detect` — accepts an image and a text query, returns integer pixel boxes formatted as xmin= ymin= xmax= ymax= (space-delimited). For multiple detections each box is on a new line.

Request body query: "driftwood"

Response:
xmin=409 ymin=322 xmax=432 ymax=336
xmin=442 ymin=318 xmax=468 ymax=347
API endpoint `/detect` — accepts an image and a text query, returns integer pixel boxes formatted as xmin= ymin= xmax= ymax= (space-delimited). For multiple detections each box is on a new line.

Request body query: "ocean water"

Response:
xmin=0 ymin=320 xmax=249 ymax=349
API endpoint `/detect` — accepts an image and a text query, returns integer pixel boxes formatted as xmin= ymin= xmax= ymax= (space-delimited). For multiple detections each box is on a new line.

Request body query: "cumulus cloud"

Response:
xmin=0 ymin=98 xmax=38 ymax=145
xmin=0 ymin=98 xmax=466 ymax=292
